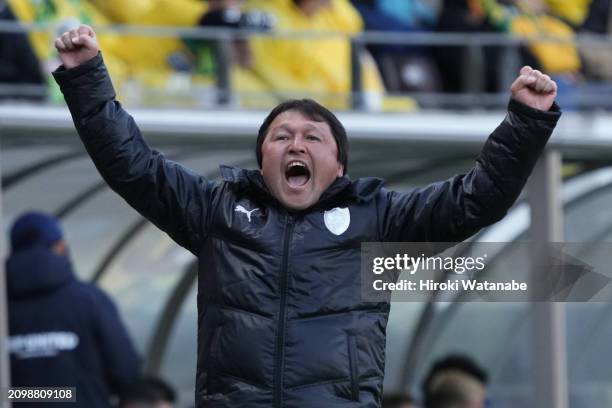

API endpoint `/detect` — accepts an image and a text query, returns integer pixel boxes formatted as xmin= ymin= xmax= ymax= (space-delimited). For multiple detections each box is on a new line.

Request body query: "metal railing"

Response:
xmin=0 ymin=20 xmax=610 ymax=109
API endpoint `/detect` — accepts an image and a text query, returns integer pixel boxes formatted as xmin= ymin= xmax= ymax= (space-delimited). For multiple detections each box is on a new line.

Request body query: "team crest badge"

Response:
xmin=324 ymin=207 xmax=350 ymax=236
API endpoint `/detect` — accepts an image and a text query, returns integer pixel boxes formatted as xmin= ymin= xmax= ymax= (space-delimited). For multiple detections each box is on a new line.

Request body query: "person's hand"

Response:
xmin=510 ymin=66 xmax=557 ymax=111
xmin=54 ymin=24 xmax=99 ymax=69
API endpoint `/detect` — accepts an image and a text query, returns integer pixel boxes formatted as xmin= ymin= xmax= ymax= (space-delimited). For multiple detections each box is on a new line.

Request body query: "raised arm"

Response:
xmin=52 ymin=25 xmax=215 ymax=253
xmin=381 ymin=67 xmax=561 ymax=242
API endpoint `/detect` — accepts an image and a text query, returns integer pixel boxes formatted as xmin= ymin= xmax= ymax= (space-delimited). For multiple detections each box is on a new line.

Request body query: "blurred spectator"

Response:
xmin=118 ymin=376 xmax=176 ymax=408
xmin=434 ymin=0 xmax=581 ymax=97
xmin=378 ymin=0 xmax=438 ymax=28
xmin=88 ymin=0 xmax=209 ymax=79
xmin=89 ymin=0 xmax=207 ymax=25
xmin=8 ymin=0 xmax=130 ymax=102
xmin=501 ymin=0 xmax=581 ymax=75
xmin=477 ymin=0 xmax=582 ymax=107
xmin=579 ymin=0 xmax=612 ymax=81
xmin=351 ymin=0 xmax=435 ymax=31
xmin=581 ymin=0 xmax=611 ymax=32
xmin=422 ymin=355 xmax=488 ymax=408
xmin=6 ymin=211 xmax=141 ymax=408
xmin=94 ymin=0 xmax=272 ymax=106
xmin=382 ymin=392 xmax=420 ymax=408
xmin=8 ymin=0 xmax=228 ymax=105
xmin=235 ymin=0 xmax=416 ymax=110
xmin=350 ymin=0 xmax=442 ymax=94
xmin=5 ymin=0 xmax=415 ymax=109
xmin=89 ymin=0 xmax=213 ymax=106
xmin=544 ymin=0 xmax=593 ymax=28
xmin=0 ymin=2 xmax=46 ymax=100
xmin=432 ymin=0 xmax=502 ymax=94
xmin=196 ymin=0 xmax=274 ymax=69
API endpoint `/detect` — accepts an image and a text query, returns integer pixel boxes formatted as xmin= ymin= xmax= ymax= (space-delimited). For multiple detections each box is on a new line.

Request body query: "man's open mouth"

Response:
xmin=285 ymin=161 xmax=311 ymax=188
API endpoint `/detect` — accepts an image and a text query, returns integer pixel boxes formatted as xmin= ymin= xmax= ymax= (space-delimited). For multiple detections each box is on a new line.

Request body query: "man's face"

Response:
xmin=260 ymin=110 xmax=344 ymax=210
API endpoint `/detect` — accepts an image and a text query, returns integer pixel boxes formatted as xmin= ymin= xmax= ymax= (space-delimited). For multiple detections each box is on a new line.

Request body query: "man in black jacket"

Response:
xmin=52 ymin=25 xmax=560 ymax=408
xmin=6 ymin=211 xmax=141 ymax=407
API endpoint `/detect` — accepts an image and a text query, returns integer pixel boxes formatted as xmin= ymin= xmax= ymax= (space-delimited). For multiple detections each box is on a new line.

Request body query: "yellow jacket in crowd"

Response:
xmin=9 ymin=0 xmax=415 ymax=110
xmin=8 ymin=0 xmax=209 ymax=103
xmin=236 ymin=0 xmax=415 ymax=110
xmin=88 ymin=0 xmax=207 ymax=89
xmin=544 ymin=0 xmax=592 ymax=27
xmin=476 ymin=0 xmax=581 ymax=74
xmin=511 ymin=13 xmax=581 ymax=74
xmin=8 ymin=0 xmax=129 ymax=94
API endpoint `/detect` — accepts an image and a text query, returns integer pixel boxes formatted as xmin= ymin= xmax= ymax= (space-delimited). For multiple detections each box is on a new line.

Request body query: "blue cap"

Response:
xmin=10 ymin=212 xmax=64 ymax=253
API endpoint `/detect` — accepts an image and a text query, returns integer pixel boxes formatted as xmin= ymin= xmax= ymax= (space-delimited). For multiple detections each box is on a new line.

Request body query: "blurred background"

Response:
xmin=1 ymin=0 xmax=612 ymax=407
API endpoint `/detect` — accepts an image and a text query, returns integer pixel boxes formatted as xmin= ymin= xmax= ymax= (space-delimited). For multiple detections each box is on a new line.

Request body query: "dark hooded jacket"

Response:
xmin=6 ymin=246 xmax=140 ymax=407
xmin=53 ymin=53 xmax=560 ymax=407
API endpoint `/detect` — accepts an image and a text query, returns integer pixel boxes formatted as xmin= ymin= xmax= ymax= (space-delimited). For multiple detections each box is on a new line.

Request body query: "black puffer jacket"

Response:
xmin=53 ymin=54 xmax=560 ymax=408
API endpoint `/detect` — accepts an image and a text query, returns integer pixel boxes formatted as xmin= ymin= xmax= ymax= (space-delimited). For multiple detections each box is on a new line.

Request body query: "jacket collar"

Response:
xmin=220 ymin=165 xmax=384 ymax=211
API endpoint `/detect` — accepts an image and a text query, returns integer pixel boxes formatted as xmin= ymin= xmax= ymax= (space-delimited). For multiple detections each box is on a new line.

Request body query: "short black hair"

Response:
xmin=119 ymin=376 xmax=176 ymax=407
xmin=256 ymin=99 xmax=349 ymax=175
xmin=422 ymin=355 xmax=488 ymax=407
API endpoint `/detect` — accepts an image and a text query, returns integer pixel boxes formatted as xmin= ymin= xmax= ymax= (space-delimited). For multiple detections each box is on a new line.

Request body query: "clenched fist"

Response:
xmin=510 ymin=66 xmax=558 ymax=111
xmin=54 ymin=24 xmax=99 ymax=69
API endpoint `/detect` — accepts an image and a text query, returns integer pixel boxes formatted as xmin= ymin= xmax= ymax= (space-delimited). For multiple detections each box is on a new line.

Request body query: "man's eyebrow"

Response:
xmin=302 ymin=123 xmax=322 ymax=132
xmin=271 ymin=122 xmax=325 ymax=134
xmin=271 ymin=123 xmax=294 ymax=133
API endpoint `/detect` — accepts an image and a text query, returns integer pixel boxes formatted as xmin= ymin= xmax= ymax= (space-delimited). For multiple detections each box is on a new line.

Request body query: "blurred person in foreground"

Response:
xmin=6 ymin=211 xmax=141 ymax=408
xmin=53 ymin=25 xmax=559 ymax=407
xmin=119 ymin=376 xmax=176 ymax=408
xmin=422 ymin=355 xmax=488 ymax=408
xmin=382 ymin=392 xmax=419 ymax=408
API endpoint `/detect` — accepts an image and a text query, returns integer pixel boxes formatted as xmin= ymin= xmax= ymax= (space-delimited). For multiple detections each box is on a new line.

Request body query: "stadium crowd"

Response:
xmin=0 ymin=0 xmax=610 ymax=110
